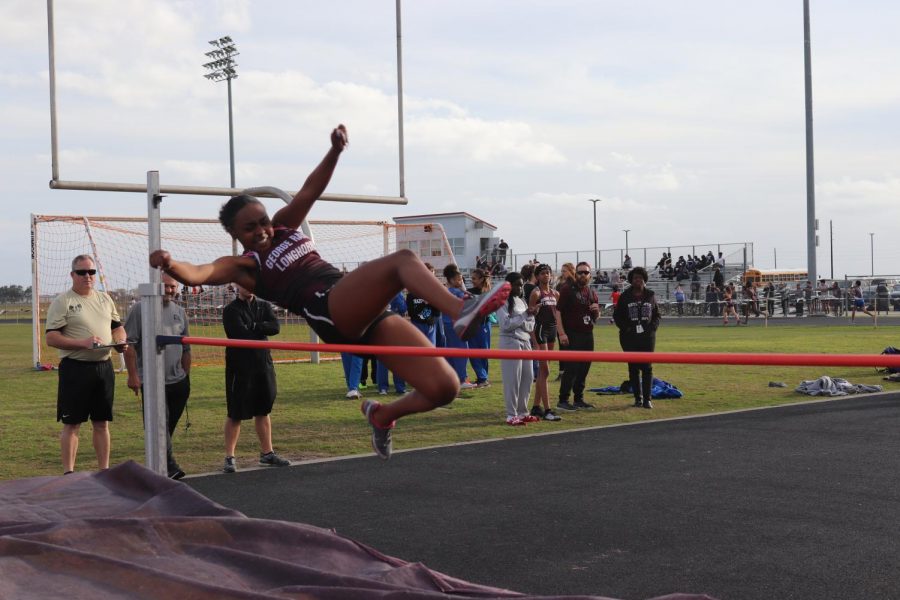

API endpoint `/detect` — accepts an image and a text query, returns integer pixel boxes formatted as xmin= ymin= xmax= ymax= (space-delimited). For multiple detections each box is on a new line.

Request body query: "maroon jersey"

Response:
xmin=246 ymin=226 xmax=342 ymax=315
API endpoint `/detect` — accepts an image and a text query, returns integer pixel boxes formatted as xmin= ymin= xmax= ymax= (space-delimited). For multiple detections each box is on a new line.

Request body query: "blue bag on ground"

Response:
xmin=590 ymin=378 xmax=682 ymax=399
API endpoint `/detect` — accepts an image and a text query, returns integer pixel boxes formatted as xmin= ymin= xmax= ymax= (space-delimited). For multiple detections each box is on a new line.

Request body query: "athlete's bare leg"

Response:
xmin=329 ymin=249 xmax=464 ymax=340
xmin=362 ymin=316 xmax=459 ymax=427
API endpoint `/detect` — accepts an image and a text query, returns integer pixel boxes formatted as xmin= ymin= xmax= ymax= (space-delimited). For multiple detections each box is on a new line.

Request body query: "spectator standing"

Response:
xmin=123 ymin=273 xmax=191 ymax=479
xmin=465 ymin=269 xmax=493 ymax=388
xmin=876 ymin=281 xmax=890 ymax=315
xmin=498 ymin=239 xmax=509 ymax=265
xmin=763 ymin=281 xmax=776 ymax=317
xmin=830 ymin=282 xmax=844 ymax=317
xmin=497 ymin=272 xmax=539 ymax=425
xmin=554 ymin=263 xmax=576 ymax=382
xmin=359 ymin=355 xmax=377 ymax=390
xmin=622 ymin=254 xmax=633 ymax=269
xmin=45 ymin=255 xmax=127 ymax=474
xmin=376 ymin=291 xmax=408 ymax=394
xmin=690 ymin=271 xmax=702 ymax=302
xmin=673 ymin=283 xmax=686 ymax=316
xmin=341 ymin=352 xmax=364 ymax=400
xmin=712 ymin=265 xmax=724 ymax=290
xmin=222 ymin=284 xmax=291 ymax=473
xmin=441 ymin=264 xmax=474 ymax=389
xmin=742 ymin=280 xmax=761 ymax=323
xmin=528 ymin=264 xmax=561 ymax=418
xmin=556 ymin=262 xmax=601 ymax=411
xmin=705 ymin=283 xmax=720 ymax=317
xmin=609 ymin=284 xmax=622 ymax=324
xmin=613 ymin=267 xmax=661 ymax=409
xmin=407 ymin=262 xmax=440 ymax=345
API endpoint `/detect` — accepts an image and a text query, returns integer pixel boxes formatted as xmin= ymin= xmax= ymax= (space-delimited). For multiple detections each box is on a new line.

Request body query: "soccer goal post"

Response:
xmin=31 ymin=214 xmax=456 ymax=369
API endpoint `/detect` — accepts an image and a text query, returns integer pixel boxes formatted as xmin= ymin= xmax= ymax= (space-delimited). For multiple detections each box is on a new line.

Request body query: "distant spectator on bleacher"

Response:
xmin=622 ymin=254 xmax=632 ymax=269
xmin=715 ymin=252 xmax=726 ymax=267
xmin=713 ymin=265 xmax=724 ymax=289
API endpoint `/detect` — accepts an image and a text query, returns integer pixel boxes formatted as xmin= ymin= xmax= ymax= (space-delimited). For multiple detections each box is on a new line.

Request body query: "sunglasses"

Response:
xmin=73 ymin=269 xmax=97 ymax=276
xmin=576 ymin=270 xmax=591 ymax=275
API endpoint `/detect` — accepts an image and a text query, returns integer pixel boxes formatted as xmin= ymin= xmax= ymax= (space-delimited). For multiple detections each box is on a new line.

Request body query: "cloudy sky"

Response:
xmin=3 ymin=0 xmax=898 ymax=286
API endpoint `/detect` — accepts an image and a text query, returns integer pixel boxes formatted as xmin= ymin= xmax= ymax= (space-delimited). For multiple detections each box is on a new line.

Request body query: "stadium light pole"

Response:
xmin=203 ymin=36 xmax=239 ymax=188
xmin=623 ymin=229 xmax=630 ymax=257
xmin=869 ymin=233 xmax=875 ymax=276
xmin=588 ymin=199 xmax=602 ymax=268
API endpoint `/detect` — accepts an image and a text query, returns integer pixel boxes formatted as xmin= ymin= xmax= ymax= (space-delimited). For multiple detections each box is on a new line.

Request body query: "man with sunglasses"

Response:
xmin=45 ymin=255 xmax=127 ymax=474
xmin=556 ymin=261 xmax=601 ymax=411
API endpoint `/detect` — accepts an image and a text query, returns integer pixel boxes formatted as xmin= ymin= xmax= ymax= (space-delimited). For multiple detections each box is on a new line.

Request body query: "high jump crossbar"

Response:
xmin=157 ymin=336 xmax=900 ymax=369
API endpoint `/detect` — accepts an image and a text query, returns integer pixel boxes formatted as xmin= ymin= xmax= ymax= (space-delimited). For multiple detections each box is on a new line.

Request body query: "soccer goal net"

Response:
xmin=31 ymin=215 xmax=455 ymax=368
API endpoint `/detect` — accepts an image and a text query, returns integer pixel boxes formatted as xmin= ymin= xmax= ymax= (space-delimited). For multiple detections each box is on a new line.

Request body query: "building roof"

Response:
xmin=393 ymin=211 xmax=497 ymax=231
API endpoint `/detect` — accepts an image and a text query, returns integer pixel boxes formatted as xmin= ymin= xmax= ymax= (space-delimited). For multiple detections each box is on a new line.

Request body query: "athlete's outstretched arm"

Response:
xmin=273 ymin=125 xmax=348 ymax=230
xmin=150 ymin=250 xmax=257 ymax=289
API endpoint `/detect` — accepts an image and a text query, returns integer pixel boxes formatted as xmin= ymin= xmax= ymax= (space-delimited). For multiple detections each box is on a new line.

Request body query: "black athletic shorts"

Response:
xmin=226 ymin=369 xmax=277 ymax=421
xmin=533 ymin=321 xmax=558 ymax=345
xmin=302 ymin=282 xmax=394 ymax=345
xmin=57 ymin=357 xmax=115 ymax=424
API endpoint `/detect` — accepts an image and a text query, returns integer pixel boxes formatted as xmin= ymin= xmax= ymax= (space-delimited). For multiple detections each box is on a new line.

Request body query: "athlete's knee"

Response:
xmin=391 ymin=247 xmax=419 ymax=263
xmin=426 ymin=374 xmax=458 ymax=407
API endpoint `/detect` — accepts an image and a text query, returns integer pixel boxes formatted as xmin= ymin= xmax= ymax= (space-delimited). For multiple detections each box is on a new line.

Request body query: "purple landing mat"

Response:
xmin=0 ymin=461 xmax=716 ymax=600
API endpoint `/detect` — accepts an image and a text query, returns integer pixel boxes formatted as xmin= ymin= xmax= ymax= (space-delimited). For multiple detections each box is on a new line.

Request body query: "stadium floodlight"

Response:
xmin=623 ymin=229 xmax=631 ymax=257
xmin=203 ymin=35 xmax=240 ymax=187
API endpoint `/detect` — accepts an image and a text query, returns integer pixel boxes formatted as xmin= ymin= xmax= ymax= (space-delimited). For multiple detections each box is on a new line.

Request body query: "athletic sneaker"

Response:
xmin=522 ymin=414 xmax=541 ymax=423
xmin=167 ymin=466 xmax=186 ymax=480
xmin=361 ymin=399 xmax=394 ymax=460
xmin=379 ymin=389 xmax=388 ymax=395
xmin=223 ymin=456 xmax=236 ymax=474
xmin=572 ymin=400 xmax=596 ymax=410
xmin=530 ymin=405 xmax=545 ymax=418
xmin=475 ymin=380 xmax=491 ymax=388
xmin=454 ymin=282 xmax=512 ymax=340
xmin=506 ymin=416 xmax=526 ymax=426
xmin=543 ymin=409 xmax=562 ymax=421
xmin=459 ymin=381 xmax=477 ymax=390
xmin=259 ymin=451 xmax=291 ymax=467
xmin=556 ymin=401 xmax=577 ymax=412
xmin=358 ymin=383 xmax=368 ymax=390
xmin=346 ymin=389 xmax=361 ymax=400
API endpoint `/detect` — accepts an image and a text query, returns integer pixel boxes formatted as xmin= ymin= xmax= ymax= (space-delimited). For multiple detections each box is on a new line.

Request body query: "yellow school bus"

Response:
xmin=742 ymin=268 xmax=808 ymax=286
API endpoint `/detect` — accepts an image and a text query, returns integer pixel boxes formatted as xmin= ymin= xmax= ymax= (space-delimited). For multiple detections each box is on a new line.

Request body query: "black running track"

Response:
xmin=188 ymin=393 xmax=900 ymax=600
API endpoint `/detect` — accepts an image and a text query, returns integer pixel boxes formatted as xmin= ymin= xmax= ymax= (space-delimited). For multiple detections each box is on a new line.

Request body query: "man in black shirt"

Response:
xmin=221 ymin=285 xmax=291 ymax=473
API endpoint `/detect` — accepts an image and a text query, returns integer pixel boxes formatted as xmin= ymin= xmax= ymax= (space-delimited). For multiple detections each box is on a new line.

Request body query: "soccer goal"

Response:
xmin=31 ymin=214 xmax=455 ymax=369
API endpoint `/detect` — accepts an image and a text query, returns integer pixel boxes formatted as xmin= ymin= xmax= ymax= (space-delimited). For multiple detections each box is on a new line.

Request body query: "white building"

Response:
xmin=393 ymin=212 xmax=499 ymax=271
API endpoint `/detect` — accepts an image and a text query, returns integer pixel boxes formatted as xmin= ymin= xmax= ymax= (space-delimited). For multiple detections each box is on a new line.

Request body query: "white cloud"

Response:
xmin=819 ymin=175 xmax=900 ymax=208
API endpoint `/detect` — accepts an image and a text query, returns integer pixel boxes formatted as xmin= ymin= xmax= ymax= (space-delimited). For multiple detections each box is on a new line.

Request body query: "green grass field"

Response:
xmin=2 ymin=320 xmax=897 ymax=481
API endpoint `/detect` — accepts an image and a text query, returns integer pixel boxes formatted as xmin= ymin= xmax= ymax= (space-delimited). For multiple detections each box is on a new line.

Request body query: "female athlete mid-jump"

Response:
xmin=150 ymin=125 xmax=510 ymax=460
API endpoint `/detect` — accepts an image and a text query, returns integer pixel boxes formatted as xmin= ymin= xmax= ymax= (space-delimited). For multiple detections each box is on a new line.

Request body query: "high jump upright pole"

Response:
xmin=139 ymin=172 xmax=168 ymax=475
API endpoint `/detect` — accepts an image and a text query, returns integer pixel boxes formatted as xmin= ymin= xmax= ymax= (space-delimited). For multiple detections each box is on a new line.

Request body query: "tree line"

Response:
xmin=0 ymin=285 xmax=32 ymax=303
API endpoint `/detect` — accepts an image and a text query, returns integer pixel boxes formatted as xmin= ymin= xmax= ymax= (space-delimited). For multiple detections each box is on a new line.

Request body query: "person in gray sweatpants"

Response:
xmin=497 ymin=272 xmax=540 ymax=425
